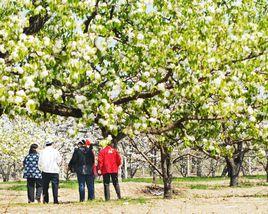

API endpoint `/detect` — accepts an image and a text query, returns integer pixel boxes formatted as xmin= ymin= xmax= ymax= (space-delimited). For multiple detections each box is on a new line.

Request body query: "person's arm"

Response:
xmin=68 ymin=150 xmax=77 ymax=169
xmin=38 ymin=151 xmax=44 ymax=172
xmin=97 ymin=151 xmax=103 ymax=174
xmin=116 ymin=150 xmax=122 ymax=167
xmin=89 ymin=149 xmax=95 ymax=166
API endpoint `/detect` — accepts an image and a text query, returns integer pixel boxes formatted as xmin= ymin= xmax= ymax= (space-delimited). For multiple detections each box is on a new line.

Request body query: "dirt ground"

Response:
xmin=0 ymin=181 xmax=267 ymax=214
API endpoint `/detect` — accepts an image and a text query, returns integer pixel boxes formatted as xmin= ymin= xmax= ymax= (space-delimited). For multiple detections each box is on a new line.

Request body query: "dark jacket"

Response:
xmin=68 ymin=147 xmax=95 ymax=175
xmin=23 ymin=153 xmax=42 ymax=179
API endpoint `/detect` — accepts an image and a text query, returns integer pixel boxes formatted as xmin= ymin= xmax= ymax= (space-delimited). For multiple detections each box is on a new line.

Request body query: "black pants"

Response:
xmin=42 ymin=172 xmax=59 ymax=204
xmin=103 ymin=173 xmax=121 ymax=200
xmin=27 ymin=178 xmax=42 ymax=203
xmin=103 ymin=173 xmax=119 ymax=186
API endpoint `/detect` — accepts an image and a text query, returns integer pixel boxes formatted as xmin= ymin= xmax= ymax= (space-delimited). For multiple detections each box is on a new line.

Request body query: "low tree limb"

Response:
xmin=38 ymin=101 xmax=82 ymax=118
xmin=129 ymin=138 xmax=163 ymax=177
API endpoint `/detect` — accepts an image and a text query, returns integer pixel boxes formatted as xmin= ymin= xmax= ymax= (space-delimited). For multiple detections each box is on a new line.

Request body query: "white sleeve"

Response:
xmin=38 ymin=151 xmax=44 ymax=172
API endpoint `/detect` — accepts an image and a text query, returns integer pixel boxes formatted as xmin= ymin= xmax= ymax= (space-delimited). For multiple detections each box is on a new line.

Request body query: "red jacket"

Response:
xmin=97 ymin=146 xmax=121 ymax=175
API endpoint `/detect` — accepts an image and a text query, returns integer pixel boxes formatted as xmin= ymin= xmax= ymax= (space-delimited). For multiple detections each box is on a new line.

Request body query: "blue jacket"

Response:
xmin=23 ymin=153 xmax=42 ymax=179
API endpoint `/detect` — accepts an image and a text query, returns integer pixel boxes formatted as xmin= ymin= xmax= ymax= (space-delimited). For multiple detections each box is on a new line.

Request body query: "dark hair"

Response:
xmin=29 ymin=144 xmax=38 ymax=154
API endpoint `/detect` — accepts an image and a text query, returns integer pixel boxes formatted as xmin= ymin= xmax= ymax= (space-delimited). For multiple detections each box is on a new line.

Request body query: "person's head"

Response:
xmin=77 ymin=141 xmax=84 ymax=147
xmin=45 ymin=141 xmax=53 ymax=147
xmin=29 ymin=143 xmax=38 ymax=154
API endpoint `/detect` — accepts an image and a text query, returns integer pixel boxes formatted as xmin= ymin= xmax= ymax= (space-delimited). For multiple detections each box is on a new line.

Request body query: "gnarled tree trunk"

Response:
xmin=210 ymin=159 xmax=216 ymax=177
xmin=225 ymin=143 xmax=246 ymax=186
xmin=196 ymin=157 xmax=203 ymax=177
xmin=160 ymin=145 xmax=172 ymax=199
xmin=265 ymin=154 xmax=268 ymax=182
xmin=151 ymin=148 xmax=157 ymax=184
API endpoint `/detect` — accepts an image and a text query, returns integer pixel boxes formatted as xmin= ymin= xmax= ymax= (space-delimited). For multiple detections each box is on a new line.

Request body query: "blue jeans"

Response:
xmin=77 ymin=173 xmax=94 ymax=201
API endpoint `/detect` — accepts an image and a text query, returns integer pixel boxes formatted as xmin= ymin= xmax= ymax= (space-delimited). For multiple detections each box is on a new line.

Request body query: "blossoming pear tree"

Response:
xmin=0 ymin=0 xmax=267 ymax=197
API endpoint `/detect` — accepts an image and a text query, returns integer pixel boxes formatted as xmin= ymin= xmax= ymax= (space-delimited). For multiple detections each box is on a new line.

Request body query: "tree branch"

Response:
xmin=172 ymin=153 xmax=202 ymax=164
xmin=38 ymin=101 xmax=82 ymax=118
xmin=146 ymin=120 xmax=184 ymax=135
xmin=23 ymin=14 xmax=50 ymax=35
xmin=84 ymin=0 xmax=100 ymax=33
xmin=114 ymin=70 xmax=173 ymax=105
xmin=129 ymin=138 xmax=163 ymax=177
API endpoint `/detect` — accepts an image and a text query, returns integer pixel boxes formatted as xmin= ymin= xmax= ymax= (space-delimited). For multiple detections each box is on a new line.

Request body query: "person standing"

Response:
xmin=38 ymin=141 xmax=62 ymax=204
xmin=23 ymin=144 xmax=42 ymax=203
xmin=68 ymin=141 xmax=95 ymax=202
xmin=97 ymin=143 xmax=122 ymax=201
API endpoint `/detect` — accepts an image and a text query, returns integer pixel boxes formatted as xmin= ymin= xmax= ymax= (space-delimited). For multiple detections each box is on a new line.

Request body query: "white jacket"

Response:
xmin=38 ymin=146 xmax=62 ymax=174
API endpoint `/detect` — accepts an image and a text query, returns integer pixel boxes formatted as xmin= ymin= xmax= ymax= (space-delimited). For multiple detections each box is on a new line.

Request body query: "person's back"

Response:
xmin=38 ymin=142 xmax=61 ymax=204
xmin=98 ymin=146 xmax=121 ymax=175
xmin=39 ymin=146 xmax=61 ymax=174
xmin=23 ymin=153 xmax=42 ymax=179
xmin=23 ymin=144 xmax=42 ymax=203
xmin=69 ymin=141 xmax=95 ymax=201
xmin=70 ymin=147 xmax=94 ymax=174
xmin=98 ymin=144 xmax=121 ymax=201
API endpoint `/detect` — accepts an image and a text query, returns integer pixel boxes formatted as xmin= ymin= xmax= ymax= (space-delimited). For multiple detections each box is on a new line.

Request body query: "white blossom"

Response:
xmin=157 ymin=83 xmax=165 ymax=91
xmin=137 ymin=33 xmax=144 ymax=40
xmin=14 ymin=96 xmax=23 ymax=104
xmin=151 ymin=107 xmax=158 ymax=117
xmin=75 ymin=95 xmax=87 ymax=103
xmin=136 ymin=98 xmax=144 ymax=106
xmin=24 ymin=77 xmax=35 ymax=89
xmin=16 ymin=90 xmax=26 ymax=97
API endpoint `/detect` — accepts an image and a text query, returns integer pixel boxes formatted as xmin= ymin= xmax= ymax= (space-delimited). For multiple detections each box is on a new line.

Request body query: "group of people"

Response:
xmin=23 ymin=140 xmax=122 ymax=204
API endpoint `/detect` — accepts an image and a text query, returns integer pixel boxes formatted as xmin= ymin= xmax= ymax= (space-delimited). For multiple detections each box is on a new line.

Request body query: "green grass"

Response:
xmin=122 ymin=177 xmax=162 ymax=183
xmin=7 ymin=185 xmax=27 ymax=191
xmin=60 ymin=180 xmax=78 ymax=189
xmin=173 ymin=176 xmax=227 ymax=182
xmin=189 ymin=184 xmax=209 ymax=190
xmin=122 ymin=176 xmax=229 ymax=183
xmin=1 ymin=175 xmax=266 ymax=192
xmin=4 ymin=197 xmax=148 ymax=208
xmin=2 ymin=180 xmax=26 ymax=185
xmin=244 ymin=175 xmax=266 ymax=180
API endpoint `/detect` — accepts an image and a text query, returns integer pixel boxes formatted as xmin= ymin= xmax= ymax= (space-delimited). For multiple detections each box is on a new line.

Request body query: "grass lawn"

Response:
xmin=0 ymin=175 xmax=266 ymax=191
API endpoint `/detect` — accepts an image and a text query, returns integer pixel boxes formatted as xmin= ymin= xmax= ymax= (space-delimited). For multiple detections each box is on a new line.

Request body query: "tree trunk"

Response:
xmin=160 ymin=146 xmax=172 ymax=199
xmin=226 ymin=155 xmax=244 ymax=186
xmin=0 ymin=166 xmax=10 ymax=182
xmin=230 ymin=172 xmax=239 ymax=186
xmin=124 ymin=156 xmax=128 ymax=179
xmin=2 ymin=173 xmax=10 ymax=182
xmin=225 ymin=142 xmax=248 ymax=186
xmin=186 ymin=154 xmax=190 ymax=177
xmin=266 ymin=168 xmax=268 ymax=182
xmin=196 ymin=158 xmax=202 ymax=177
xmin=130 ymin=167 xmax=138 ymax=178
xmin=221 ymin=165 xmax=227 ymax=177
xmin=152 ymin=148 xmax=157 ymax=184
xmin=265 ymin=155 xmax=268 ymax=182
xmin=210 ymin=159 xmax=216 ymax=177
xmin=247 ymin=157 xmax=252 ymax=175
